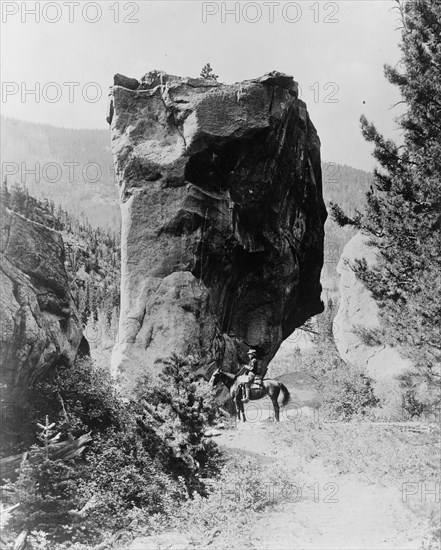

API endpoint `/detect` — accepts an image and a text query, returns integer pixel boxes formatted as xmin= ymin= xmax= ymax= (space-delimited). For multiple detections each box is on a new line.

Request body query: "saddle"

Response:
xmin=250 ymin=378 xmax=264 ymax=390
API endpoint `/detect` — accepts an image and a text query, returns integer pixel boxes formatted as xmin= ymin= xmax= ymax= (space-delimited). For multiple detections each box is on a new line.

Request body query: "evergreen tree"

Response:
xmin=331 ymin=0 xmax=441 ymax=407
xmin=10 ymin=183 xmax=27 ymax=214
xmin=8 ymin=417 xmax=86 ymax=542
xmin=1 ymin=176 xmax=10 ymax=209
xmin=200 ymin=63 xmax=218 ymax=81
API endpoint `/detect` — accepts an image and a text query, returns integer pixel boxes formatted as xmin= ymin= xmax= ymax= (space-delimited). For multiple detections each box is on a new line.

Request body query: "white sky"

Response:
xmin=1 ymin=0 xmax=405 ymax=170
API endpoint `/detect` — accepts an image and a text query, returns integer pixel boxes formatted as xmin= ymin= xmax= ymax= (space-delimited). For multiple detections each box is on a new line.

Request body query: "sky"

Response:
xmin=1 ymin=0 xmax=405 ymax=171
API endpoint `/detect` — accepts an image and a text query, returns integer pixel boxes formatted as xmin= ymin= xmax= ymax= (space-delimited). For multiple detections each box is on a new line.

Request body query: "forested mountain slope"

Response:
xmin=1 ymin=116 xmax=119 ymax=232
xmin=321 ymin=161 xmax=372 ymax=294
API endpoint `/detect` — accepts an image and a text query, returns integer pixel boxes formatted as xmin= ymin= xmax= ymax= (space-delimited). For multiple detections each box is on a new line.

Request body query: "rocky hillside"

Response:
xmin=0 ymin=203 xmax=88 ymax=451
xmin=0 ymin=181 xmax=121 ymax=361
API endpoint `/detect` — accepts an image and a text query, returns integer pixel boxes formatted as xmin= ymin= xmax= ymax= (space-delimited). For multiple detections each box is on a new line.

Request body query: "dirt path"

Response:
xmin=216 ymin=416 xmax=434 ymax=550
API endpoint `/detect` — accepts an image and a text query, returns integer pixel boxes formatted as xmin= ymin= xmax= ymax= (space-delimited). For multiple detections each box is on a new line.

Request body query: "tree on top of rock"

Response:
xmin=200 ymin=63 xmax=218 ymax=81
xmin=330 ymin=0 xmax=441 ymax=404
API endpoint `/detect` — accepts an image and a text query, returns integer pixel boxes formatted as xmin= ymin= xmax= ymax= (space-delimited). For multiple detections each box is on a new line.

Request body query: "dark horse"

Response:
xmin=209 ymin=368 xmax=291 ymax=422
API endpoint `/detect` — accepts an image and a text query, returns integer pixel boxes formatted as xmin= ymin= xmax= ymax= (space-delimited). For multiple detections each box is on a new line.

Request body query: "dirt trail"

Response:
xmin=216 ymin=413 xmax=434 ymax=550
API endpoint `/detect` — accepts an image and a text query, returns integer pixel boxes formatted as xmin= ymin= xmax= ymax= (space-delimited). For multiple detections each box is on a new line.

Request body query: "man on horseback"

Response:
xmin=209 ymin=362 xmax=290 ymax=422
xmin=241 ymin=348 xmax=258 ymax=403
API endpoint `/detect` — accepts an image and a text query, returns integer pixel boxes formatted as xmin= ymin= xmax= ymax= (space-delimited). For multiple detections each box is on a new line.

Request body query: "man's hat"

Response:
xmin=247 ymin=349 xmax=257 ymax=356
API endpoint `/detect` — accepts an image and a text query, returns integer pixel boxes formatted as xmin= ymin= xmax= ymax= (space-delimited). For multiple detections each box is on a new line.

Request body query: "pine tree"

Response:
xmin=9 ymin=417 xmax=84 ymax=541
xmin=200 ymin=63 xmax=218 ymax=81
xmin=1 ymin=176 xmax=10 ymax=209
xmin=331 ymin=0 xmax=441 ymax=407
xmin=10 ymin=183 xmax=27 ymax=214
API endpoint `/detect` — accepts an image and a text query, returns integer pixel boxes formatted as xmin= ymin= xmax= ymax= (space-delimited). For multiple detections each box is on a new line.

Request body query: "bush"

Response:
xmin=4 ymin=354 xmax=221 ymax=545
xmin=30 ymin=357 xmax=124 ymax=439
xmin=132 ymin=353 xmax=221 ymax=491
xmin=398 ymin=370 xmax=440 ymax=420
xmin=79 ymin=428 xmax=187 ymax=533
xmin=270 ymin=300 xmax=380 ymax=420
xmin=289 ymin=342 xmax=379 ymax=420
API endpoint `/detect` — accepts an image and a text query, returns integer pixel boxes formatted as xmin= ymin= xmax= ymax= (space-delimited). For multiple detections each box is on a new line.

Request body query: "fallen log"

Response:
xmin=0 ymin=432 xmax=92 ymax=481
xmin=13 ymin=529 xmax=28 ymax=550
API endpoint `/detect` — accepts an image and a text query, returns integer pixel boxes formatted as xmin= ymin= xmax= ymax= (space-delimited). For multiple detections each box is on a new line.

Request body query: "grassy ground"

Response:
xmin=115 ymin=336 xmax=440 ymax=549
xmin=167 ymin=417 xmax=440 ymax=549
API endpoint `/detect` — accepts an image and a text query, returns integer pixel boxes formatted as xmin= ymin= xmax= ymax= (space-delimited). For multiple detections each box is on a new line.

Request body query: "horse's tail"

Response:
xmin=279 ymin=383 xmax=291 ymax=407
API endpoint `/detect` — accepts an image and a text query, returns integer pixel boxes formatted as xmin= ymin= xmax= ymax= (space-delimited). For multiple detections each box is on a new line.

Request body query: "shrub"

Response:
xmin=291 ymin=342 xmax=379 ymax=420
xmin=132 ymin=353 xmax=221 ymax=492
xmin=4 ymin=354 xmax=221 ymax=544
xmin=30 ymin=357 xmax=124 ymax=438
xmin=78 ymin=427 xmax=187 ymax=532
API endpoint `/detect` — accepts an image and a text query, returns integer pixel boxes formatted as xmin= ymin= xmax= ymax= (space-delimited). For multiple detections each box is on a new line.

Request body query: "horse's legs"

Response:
xmin=240 ymin=400 xmax=246 ymax=422
xmin=235 ymin=395 xmax=246 ymax=422
xmin=270 ymin=395 xmax=280 ymax=422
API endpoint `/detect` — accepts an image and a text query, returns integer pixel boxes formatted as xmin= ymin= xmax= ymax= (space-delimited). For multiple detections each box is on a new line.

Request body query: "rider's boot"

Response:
xmin=242 ymin=385 xmax=250 ymax=403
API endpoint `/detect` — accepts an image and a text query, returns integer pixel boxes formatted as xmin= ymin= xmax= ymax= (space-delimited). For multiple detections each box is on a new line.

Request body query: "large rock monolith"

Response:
xmin=108 ymin=70 xmax=326 ymax=392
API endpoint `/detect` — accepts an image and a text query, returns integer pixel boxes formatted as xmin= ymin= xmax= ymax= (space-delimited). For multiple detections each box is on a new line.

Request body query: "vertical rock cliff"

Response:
xmin=333 ymin=233 xmax=413 ymax=381
xmin=0 ymin=206 xmax=88 ymax=412
xmin=108 ymin=70 xmax=326 ymax=392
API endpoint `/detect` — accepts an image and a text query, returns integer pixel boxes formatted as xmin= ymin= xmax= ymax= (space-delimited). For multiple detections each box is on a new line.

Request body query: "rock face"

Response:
xmin=0 ymin=206 xmax=88 ymax=406
xmin=333 ymin=233 xmax=412 ymax=381
xmin=108 ymin=70 xmax=326 ymax=392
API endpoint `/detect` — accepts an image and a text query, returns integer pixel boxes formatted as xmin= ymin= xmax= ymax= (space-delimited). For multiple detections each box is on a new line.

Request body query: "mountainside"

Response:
xmin=0 ymin=116 xmax=120 ymax=232
xmin=321 ymin=162 xmax=372 ymax=295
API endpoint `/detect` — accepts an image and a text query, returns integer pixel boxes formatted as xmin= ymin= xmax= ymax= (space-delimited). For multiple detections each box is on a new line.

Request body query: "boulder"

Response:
xmin=333 ymin=233 xmax=412 ymax=381
xmin=108 ymin=70 xmax=326 ymax=392
xmin=0 ymin=206 xmax=88 ymax=413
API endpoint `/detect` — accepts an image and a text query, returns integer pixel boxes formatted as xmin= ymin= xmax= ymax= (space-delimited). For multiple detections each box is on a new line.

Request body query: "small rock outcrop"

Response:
xmin=0 ymin=206 xmax=88 ymax=407
xmin=333 ymin=233 xmax=412 ymax=381
xmin=108 ymin=70 xmax=326 ymax=391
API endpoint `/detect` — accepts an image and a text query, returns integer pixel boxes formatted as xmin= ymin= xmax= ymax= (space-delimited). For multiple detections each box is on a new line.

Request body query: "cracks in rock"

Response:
xmin=130 ymin=280 xmax=163 ymax=344
xmin=158 ymin=92 xmax=187 ymax=149
xmin=268 ymin=87 xmax=275 ymax=116
xmin=186 ymin=82 xmax=220 ymax=89
xmin=138 ymin=305 xmax=147 ymax=334
xmin=170 ymin=111 xmax=187 ymax=148
xmin=187 ymin=183 xmax=228 ymax=202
